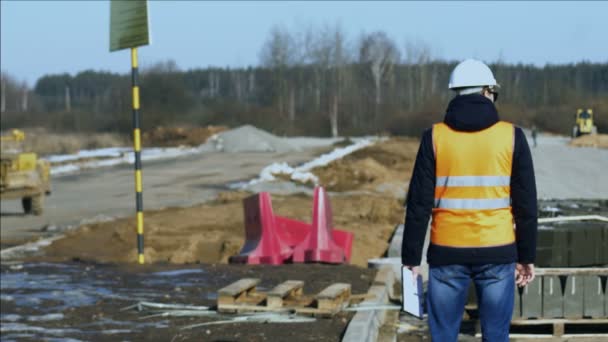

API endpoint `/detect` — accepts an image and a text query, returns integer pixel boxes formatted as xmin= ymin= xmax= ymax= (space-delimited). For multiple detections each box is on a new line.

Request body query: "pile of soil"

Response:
xmin=15 ymin=128 xmax=129 ymax=155
xmin=313 ymin=137 xmax=419 ymax=193
xmin=38 ymin=191 xmax=404 ymax=267
xmin=569 ymin=133 xmax=608 ymax=149
xmin=142 ymin=125 xmax=227 ymax=147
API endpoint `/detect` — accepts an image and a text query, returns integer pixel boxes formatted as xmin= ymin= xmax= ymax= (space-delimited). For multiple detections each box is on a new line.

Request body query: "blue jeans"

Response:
xmin=427 ymin=263 xmax=515 ymax=342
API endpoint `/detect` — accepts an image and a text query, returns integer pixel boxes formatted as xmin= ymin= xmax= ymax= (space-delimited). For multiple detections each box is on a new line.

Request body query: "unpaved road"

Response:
xmin=2 ymin=132 xmax=606 ymax=249
xmin=529 ymin=133 xmax=608 ymax=199
xmin=0 ymin=149 xmax=326 ymax=247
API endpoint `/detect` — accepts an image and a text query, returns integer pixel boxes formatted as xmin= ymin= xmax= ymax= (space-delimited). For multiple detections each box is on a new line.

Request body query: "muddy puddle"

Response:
xmin=0 ymin=262 xmax=373 ymax=341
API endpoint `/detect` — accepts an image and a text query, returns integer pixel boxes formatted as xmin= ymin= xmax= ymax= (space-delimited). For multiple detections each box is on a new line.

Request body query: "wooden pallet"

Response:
xmin=473 ymin=318 xmax=608 ymax=339
xmin=217 ymin=278 xmax=354 ymax=317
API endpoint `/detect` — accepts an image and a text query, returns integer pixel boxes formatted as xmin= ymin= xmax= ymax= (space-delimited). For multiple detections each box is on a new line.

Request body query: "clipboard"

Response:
xmin=401 ymin=267 xmax=424 ymax=319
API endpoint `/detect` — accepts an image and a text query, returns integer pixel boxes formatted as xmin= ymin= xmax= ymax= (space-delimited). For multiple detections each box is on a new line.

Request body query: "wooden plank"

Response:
xmin=316 ymin=283 xmax=351 ymax=313
xmin=535 ymin=268 xmax=608 ymax=276
xmin=218 ymin=303 xmax=292 ymax=313
xmin=218 ymin=278 xmax=260 ymax=297
xmin=294 ymin=306 xmax=335 ymax=318
xmin=266 ymin=280 xmax=304 ymax=308
xmin=553 ymin=322 xmax=564 ymax=337
xmin=217 ymin=278 xmax=262 ymax=309
xmin=511 ymin=318 xmax=608 ymax=325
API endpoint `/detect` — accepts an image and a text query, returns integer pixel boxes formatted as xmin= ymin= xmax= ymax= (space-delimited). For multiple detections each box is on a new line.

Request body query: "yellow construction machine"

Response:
xmin=572 ymin=108 xmax=598 ymax=138
xmin=0 ymin=130 xmax=51 ymax=215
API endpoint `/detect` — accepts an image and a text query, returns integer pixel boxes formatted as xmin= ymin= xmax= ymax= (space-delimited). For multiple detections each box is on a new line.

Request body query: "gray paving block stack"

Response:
xmin=568 ymin=227 xmax=590 ymax=267
xmin=521 ymin=277 xmax=542 ymax=318
xmin=536 ymin=227 xmax=569 ymax=267
xmin=583 ymin=275 xmax=605 ymax=318
xmin=536 ymin=228 xmax=554 ymax=267
xmin=542 ymin=276 xmax=563 ymax=318
xmin=604 ymin=227 xmax=608 ymax=264
xmin=564 ymin=275 xmax=584 ymax=318
xmin=604 ymin=276 xmax=608 ymax=316
xmin=512 ymin=286 xmax=522 ymax=319
xmin=589 ymin=225 xmax=604 ymax=265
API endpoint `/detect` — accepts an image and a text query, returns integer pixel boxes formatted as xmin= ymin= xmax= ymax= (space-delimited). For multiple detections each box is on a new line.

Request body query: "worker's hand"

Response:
xmin=515 ymin=263 xmax=535 ymax=287
xmin=404 ymin=265 xmax=420 ymax=286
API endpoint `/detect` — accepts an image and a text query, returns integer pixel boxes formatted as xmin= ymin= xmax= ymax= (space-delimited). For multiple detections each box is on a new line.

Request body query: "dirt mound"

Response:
xmin=313 ymin=137 xmax=419 ymax=193
xmin=37 ymin=191 xmax=403 ymax=267
xmin=569 ymin=134 xmax=608 ymax=149
xmin=142 ymin=125 xmax=227 ymax=147
xmin=14 ymin=128 xmax=128 ymax=155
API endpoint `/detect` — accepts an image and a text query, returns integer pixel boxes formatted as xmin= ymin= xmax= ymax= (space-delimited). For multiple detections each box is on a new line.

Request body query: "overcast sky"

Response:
xmin=2 ymin=1 xmax=607 ymax=85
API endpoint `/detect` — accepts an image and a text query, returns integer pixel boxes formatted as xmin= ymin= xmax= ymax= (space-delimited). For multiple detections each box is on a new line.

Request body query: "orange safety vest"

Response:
xmin=431 ymin=121 xmax=515 ymax=248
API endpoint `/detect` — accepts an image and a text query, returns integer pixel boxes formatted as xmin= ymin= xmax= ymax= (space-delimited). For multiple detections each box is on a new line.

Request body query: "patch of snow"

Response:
xmin=1 ymin=314 xmax=21 ymax=322
xmin=151 ymin=269 xmax=205 ymax=277
xmin=26 ymin=313 xmax=64 ymax=322
xmin=242 ymin=138 xmax=377 ymax=187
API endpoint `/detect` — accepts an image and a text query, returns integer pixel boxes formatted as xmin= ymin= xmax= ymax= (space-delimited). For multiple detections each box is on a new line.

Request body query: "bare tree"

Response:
xmin=403 ymin=39 xmax=433 ymax=109
xmin=20 ymin=82 xmax=28 ymax=112
xmin=328 ymin=24 xmax=350 ymax=137
xmin=358 ymin=31 xmax=400 ymax=115
xmin=65 ymin=85 xmax=71 ymax=113
xmin=1 ymin=73 xmax=5 ymax=113
xmin=259 ymin=25 xmax=299 ymax=123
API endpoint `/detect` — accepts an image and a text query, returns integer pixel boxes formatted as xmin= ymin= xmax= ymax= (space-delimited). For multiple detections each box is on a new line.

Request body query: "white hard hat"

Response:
xmin=448 ymin=59 xmax=498 ymax=89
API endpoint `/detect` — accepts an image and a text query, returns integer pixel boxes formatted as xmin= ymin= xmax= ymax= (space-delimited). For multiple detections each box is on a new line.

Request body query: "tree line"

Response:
xmin=2 ymin=25 xmax=607 ymax=137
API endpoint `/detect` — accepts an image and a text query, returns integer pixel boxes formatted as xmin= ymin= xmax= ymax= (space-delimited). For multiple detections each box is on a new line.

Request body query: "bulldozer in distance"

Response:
xmin=572 ymin=108 xmax=598 ymax=138
xmin=1 ymin=130 xmax=51 ymax=215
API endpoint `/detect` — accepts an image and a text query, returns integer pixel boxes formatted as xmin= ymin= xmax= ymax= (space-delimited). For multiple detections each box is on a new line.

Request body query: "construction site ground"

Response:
xmin=1 ymin=126 xmax=607 ymax=341
xmin=0 ymin=262 xmax=375 ymax=341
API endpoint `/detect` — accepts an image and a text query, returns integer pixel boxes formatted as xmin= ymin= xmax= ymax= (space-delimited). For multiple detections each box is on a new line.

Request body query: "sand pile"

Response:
xmin=142 ymin=125 xmax=227 ymax=147
xmin=36 ymin=191 xmax=403 ymax=267
xmin=312 ymin=137 xmax=419 ymax=193
xmin=569 ymin=134 xmax=608 ymax=149
xmin=210 ymin=125 xmax=298 ymax=153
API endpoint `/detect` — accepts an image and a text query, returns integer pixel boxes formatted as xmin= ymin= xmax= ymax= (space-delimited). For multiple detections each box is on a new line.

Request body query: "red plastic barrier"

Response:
xmin=276 ymin=215 xmax=353 ymax=262
xmin=291 ymin=187 xmax=347 ymax=264
xmin=229 ymin=193 xmax=292 ymax=265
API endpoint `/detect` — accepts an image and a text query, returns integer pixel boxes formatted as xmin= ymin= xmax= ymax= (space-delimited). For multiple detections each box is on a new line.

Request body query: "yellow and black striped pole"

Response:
xmin=131 ymin=47 xmax=145 ymax=264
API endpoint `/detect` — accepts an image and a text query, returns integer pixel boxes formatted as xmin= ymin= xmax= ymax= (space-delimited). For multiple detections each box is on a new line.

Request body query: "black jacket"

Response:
xmin=401 ymin=94 xmax=538 ymax=266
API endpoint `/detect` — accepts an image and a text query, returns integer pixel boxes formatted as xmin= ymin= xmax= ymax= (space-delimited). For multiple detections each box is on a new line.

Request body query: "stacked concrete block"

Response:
xmin=568 ymin=227 xmax=590 ymax=267
xmin=521 ymin=277 xmax=543 ymax=318
xmin=537 ymin=224 xmax=607 ymax=267
xmin=512 ymin=286 xmax=522 ymax=319
xmin=536 ymin=227 xmax=568 ymax=267
xmin=564 ymin=275 xmax=584 ymax=318
xmin=603 ymin=227 xmax=608 ymax=265
xmin=542 ymin=276 xmax=563 ymax=318
xmin=583 ymin=275 xmax=605 ymax=318
xmin=605 ymin=276 xmax=608 ymax=317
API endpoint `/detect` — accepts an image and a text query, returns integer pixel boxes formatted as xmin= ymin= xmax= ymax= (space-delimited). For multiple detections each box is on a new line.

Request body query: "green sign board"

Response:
xmin=110 ymin=0 xmax=150 ymax=52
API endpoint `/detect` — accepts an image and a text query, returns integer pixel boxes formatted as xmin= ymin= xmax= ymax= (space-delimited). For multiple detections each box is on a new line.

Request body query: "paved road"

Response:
xmin=1 ymin=149 xmax=324 ymax=246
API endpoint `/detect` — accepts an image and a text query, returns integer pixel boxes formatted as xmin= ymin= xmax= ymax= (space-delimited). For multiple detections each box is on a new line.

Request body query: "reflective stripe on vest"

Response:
xmin=431 ymin=121 xmax=516 ymax=248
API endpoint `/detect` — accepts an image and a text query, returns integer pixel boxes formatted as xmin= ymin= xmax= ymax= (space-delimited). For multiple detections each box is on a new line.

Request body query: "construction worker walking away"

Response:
xmin=401 ymin=59 xmax=538 ymax=341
